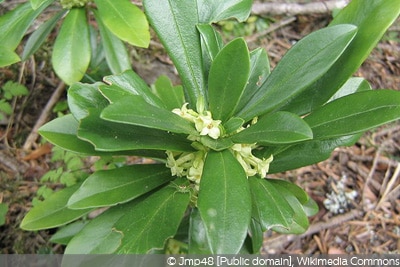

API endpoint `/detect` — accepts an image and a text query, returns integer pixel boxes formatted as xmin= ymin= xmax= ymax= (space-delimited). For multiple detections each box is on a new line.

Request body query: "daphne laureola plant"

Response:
xmin=20 ymin=0 xmax=400 ymax=254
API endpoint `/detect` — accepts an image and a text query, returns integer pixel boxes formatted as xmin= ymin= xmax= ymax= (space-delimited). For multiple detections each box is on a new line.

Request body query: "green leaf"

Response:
xmin=267 ymin=134 xmax=361 ymax=173
xmin=236 ymin=24 xmax=358 ymax=121
xmin=101 ymin=95 xmax=198 ymax=135
xmin=189 ymin=208 xmax=212 ymax=254
xmin=223 ymin=117 xmax=244 ymax=135
xmin=143 ymin=0 xmax=205 ymax=107
xmin=304 ymin=90 xmax=400 ymax=139
xmin=198 ymin=150 xmax=251 ymax=254
xmin=0 ymin=1 xmax=51 ymax=50
xmin=114 ymin=183 xmax=190 ymax=253
xmin=208 ymin=38 xmax=250 ymax=121
xmin=68 ymin=165 xmax=172 ymax=209
xmin=93 ymin=0 xmax=150 ymax=48
xmin=197 ymin=0 xmax=252 ymax=23
xmin=64 ymin=203 xmax=128 ymax=254
xmin=152 ymin=75 xmax=185 ymax=110
xmin=282 ymin=0 xmax=400 ymax=115
xmin=22 ymin=11 xmax=65 ymax=61
xmin=270 ymin=187 xmax=309 ymax=234
xmin=30 ymin=0 xmax=53 ymax=10
xmin=235 ymin=48 xmax=270 ymax=114
xmin=302 ymin=198 xmax=319 ymax=217
xmin=249 ymin=177 xmax=294 ymax=231
xmin=0 ymin=100 xmax=13 ymax=115
xmin=199 ymin=136 xmax=233 ymax=152
xmin=0 ymin=46 xmax=20 ymax=67
xmin=102 ymin=70 xmax=165 ymax=108
xmin=93 ymin=10 xmax=131 ymax=74
xmin=52 ymin=8 xmax=91 ymax=85
xmin=232 ymin=111 xmax=313 ymax=145
xmin=197 ymin=24 xmax=223 ymax=79
xmin=78 ymin=109 xmax=193 ymax=153
xmin=68 ymin=82 xmax=109 ymax=120
xmin=20 ymin=184 xmax=93 ymax=230
xmin=50 ymin=220 xmax=88 ymax=245
xmin=268 ymin=179 xmax=309 ymax=204
xmin=39 ymin=114 xmax=104 ymax=155
xmin=249 ymin=218 xmax=264 ymax=254
xmin=327 ymin=77 xmax=371 ymax=102
xmin=2 ymin=81 xmax=29 ymax=96
xmin=0 ymin=203 xmax=8 ymax=226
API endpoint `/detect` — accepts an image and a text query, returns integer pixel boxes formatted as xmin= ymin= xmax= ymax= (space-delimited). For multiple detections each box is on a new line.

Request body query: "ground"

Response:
xmin=0 ymin=1 xmax=399 ymax=254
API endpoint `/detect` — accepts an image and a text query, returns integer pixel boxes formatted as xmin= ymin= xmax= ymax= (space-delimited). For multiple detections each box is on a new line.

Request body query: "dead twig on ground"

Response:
xmin=246 ymin=16 xmax=297 ymax=43
xmin=252 ymin=0 xmax=349 ymax=16
xmin=23 ymin=82 xmax=65 ymax=151
xmin=263 ymin=209 xmax=362 ymax=253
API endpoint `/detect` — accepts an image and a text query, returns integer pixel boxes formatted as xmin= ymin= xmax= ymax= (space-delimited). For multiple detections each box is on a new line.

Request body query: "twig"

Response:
xmin=23 ymin=81 xmax=65 ymax=151
xmin=263 ymin=209 xmax=362 ymax=253
xmin=252 ymin=0 xmax=349 ymax=16
xmin=376 ymin=163 xmax=400 ymax=209
xmin=245 ymin=16 xmax=297 ymax=43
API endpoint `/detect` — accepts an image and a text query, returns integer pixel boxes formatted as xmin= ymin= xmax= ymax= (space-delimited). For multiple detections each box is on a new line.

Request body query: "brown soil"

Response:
xmin=0 ymin=2 xmax=399 ymax=254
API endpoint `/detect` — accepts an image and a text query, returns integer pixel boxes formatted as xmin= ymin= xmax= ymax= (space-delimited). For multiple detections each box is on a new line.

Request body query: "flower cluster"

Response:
xmin=172 ymin=103 xmax=222 ymax=140
xmin=60 ymin=0 xmax=90 ymax=9
xmin=167 ymin=102 xmax=274 ymax=190
xmin=231 ymin=143 xmax=273 ymax=178
xmin=166 ymin=150 xmax=206 ymax=190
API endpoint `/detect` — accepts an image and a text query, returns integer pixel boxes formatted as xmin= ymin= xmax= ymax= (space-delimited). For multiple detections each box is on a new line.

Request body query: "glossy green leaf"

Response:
xmin=93 ymin=0 xmax=149 ymax=48
xmin=302 ymin=198 xmax=319 ymax=217
xmin=22 ymin=10 xmax=65 ymax=61
xmin=86 ymin=25 xmax=107 ymax=75
xmin=208 ymin=38 xmax=250 ymax=121
xmin=30 ymin=0 xmax=54 ymax=9
xmin=93 ymin=10 xmax=131 ymax=74
xmin=152 ymin=75 xmax=185 ymax=110
xmin=64 ymin=203 xmax=128 ymax=254
xmin=198 ymin=150 xmax=251 ymax=254
xmin=328 ymin=77 xmax=371 ymax=102
xmin=232 ymin=111 xmax=313 ymax=145
xmin=235 ymin=48 xmax=270 ymax=114
xmin=114 ymin=183 xmax=190 ymax=253
xmin=267 ymin=134 xmax=361 ymax=174
xmin=143 ymin=0 xmax=205 ymax=107
xmin=50 ymin=221 xmax=88 ymax=245
xmin=249 ymin=218 xmax=264 ymax=254
xmin=52 ymin=8 xmax=91 ymax=85
xmin=268 ymin=179 xmax=309 ymax=204
xmin=0 ymin=1 xmax=51 ymax=50
xmin=305 ymin=90 xmax=400 ymax=139
xmin=282 ymin=0 xmax=400 ymax=115
xmin=199 ymin=136 xmax=233 ymax=152
xmin=249 ymin=177 xmax=294 ymax=231
xmin=223 ymin=117 xmax=244 ymax=135
xmin=102 ymin=70 xmax=165 ymax=108
xmin=78 ymin=109 xmax=192 ymax=153
xmin=68 ymin=82 xmax=109 ymax=120
xmin=236 ymin=24 xmax=358 ymax=121
xmin=68 ymin=165 xmax=172 ymax=209
xmin=0 ymin=46 xmax=20 ymax=67
xmin=39 ymin=114 xmax=104 ymax=155
xmin=20 ymin=184 xmax=93 ymax=230
xmin=197 ymin=23 xmax=223 ymax=79
xmin=101 ymin=95 xmax=197 ymax=135
xmin=270 ymin=188 xmax=309 ymax=234
xmin=41 ymin=114 xmax=162 ymax=157
xmin=189 ymin=208 xmax=212 ymax=254
xmin=197 ymin=0 xmax=252 ymax=23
